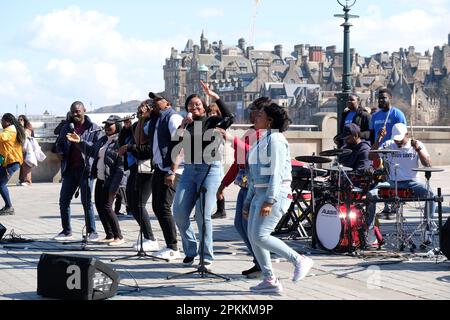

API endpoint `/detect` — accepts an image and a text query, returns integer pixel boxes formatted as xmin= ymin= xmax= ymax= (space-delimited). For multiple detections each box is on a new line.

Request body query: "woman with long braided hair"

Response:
xmin=0 ymin=113 xmax=26 ymax=215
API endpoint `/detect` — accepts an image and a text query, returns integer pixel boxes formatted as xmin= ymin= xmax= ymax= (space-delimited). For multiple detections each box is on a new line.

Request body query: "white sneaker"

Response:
xmin=133 ymin=239 xmax=159 ymax=252
xmin=250 ymin=277 xmax=283 ymax=293
xmin=155 ymin=248 xmax=181 ymax=261
xmin=53 ymin=232 xmax=73 ymax=241
xmin=292 ymin=256 xmax=314 ymax=282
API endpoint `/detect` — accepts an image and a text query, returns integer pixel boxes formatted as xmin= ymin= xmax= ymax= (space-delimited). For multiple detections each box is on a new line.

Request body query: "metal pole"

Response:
xmin=334 ymin=0 xmax=359 ymax=132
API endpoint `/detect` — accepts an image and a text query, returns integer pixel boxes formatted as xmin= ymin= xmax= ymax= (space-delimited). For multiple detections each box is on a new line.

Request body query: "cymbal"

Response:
xmin=369 ymin=149 xmax=401 ymax=154
xmin=412 ymin=167 xmax=444 ymax=173
xmin=320 ymin=149 xmax=352 ymax=157
xmin=325 ymin=165 xmax=353 ymax=172
xmin=295 ymin=156 xmax=332 ymax=164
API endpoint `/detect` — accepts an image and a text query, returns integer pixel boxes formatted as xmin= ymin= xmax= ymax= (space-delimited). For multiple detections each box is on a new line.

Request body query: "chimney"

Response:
xmin=294 ymin=44 xmax=304 ymax=58
xmin=238 ymin=38 xmax=246 ymax=52
xmin=246 ymin=46 xmax=254 ymax=59
xmin=274 ymin=44 xmax=283 ymax=59
xmin=309 ymin=46 xmax=323 ymax=62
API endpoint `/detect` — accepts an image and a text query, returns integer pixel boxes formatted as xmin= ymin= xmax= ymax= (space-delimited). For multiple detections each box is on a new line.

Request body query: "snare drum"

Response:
xmin=378 ymin=187 xmax=414 ymax=199
xmin=315 ymin=202 xmax=365 ymax=251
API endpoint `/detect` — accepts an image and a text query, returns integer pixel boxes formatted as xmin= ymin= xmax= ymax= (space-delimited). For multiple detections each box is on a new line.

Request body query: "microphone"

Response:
xmin=68 ymin=122 xmax=75 ymax=133
xmin=216 ymin=113 xmax=235 ymax=130
xmin=183 ymin=113 xmax=193 ymax=129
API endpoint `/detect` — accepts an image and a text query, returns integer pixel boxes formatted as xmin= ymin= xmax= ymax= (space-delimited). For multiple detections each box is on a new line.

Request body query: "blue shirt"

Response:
xmin=345 ymin=111 xmax=356 ymax=127
xmin=370 ymin=107 xmax=407 ymax=144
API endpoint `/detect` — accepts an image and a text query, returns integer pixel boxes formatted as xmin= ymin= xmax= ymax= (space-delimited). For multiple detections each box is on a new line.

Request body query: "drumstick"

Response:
xmin=383 ymin=107 xmax=392 ymax=130
xmin=410 ymin=116 xmax=415 ymax=141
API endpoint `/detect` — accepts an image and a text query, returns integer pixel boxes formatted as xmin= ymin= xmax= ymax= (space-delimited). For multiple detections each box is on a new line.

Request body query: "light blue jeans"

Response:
xmin=247 ymin=187 xmax=300 ymax=279
xmin=0 ymin=163 xmax=20 ymax=208
xmin=173 ymin=163 xmax=222 ymax=262
xmin=234 ymin=187 xmax=259 ymax=268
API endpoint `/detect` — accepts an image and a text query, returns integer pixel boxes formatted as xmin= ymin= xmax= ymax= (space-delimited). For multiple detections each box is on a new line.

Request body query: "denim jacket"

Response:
xmin=243 ymin=131 xmax=292 ymax=210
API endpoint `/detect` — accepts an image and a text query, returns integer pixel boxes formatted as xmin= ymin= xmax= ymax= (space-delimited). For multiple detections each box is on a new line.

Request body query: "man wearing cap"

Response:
xmin=368 ymin=123 xmax=435 ymax=248
xmin=338 ymin=123 xmax=372 ymax=174
xmin=144 ymin=92 xmax=183 ymax=261
xmin=53 ymin=101 xmax=101 ymax=241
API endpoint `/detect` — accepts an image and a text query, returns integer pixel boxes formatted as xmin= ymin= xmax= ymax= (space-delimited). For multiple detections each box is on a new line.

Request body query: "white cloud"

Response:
xmin=10 ymin=6 xmax=192 ymax=114
xmin=198 ymin=8 xmax=224 ymax=19
xmin=0 ymin=59 xmax=33 ymax=99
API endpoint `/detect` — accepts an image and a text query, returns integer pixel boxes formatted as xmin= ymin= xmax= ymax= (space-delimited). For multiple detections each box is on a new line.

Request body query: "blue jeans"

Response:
xmin=234 ymin=187 xmax=259 ymax=268
xmin=247 ymin=188 xmax=300 ymax=279
xmin=173 ymin=163 xmax=222 ymax=262
xmin=59 ymin=168 xmax=97 ymax=234
xmin=367 ymin=179 xmax=436 ymax=243
xmin=0 ymin=163 xmax=20 ymax=208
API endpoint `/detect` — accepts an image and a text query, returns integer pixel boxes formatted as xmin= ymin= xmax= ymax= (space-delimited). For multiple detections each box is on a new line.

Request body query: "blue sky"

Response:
xmin=1 ymin=0 xmax=449 ymax=115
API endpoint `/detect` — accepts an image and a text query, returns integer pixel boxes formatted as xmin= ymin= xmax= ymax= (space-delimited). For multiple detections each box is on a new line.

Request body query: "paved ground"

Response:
xmin=0 ymin=167 xmax=449 ymax=301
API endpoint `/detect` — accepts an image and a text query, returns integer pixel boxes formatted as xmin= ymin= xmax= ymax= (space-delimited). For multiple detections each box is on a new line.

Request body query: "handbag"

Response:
xmin=137 ymin=159 xmax=153 ymax=174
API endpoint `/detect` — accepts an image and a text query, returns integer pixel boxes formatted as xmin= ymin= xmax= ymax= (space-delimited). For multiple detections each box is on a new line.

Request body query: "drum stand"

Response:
xmin=404 ymin=170 xmax=438 ymax=250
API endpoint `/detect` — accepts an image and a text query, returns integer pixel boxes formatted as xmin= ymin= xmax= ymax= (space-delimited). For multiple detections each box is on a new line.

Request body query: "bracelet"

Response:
xmin=415 ymin=147 xmax=422 ymax=152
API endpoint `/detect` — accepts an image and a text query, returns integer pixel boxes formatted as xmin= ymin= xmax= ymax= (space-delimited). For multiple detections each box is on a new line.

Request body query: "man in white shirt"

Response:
xmin=368 ymin=123 xmax=436 ymax=248
xmin=145 ymin=92 xmax=184 ymax=261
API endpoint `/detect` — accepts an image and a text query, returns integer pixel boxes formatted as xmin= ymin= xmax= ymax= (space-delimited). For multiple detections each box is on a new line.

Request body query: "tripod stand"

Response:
xmin=111 ymin=169 xmax=168 ymax=263
xmin=167 ymin=165 xmax=230 ymax=281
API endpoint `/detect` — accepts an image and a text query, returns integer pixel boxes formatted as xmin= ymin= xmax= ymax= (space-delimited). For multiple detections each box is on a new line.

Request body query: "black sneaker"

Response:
xmin=0 ymin=207 xmax=14 ymax=216
xmin=183 ymin=256 xmax=195 ymax=266
xmin=242 ymin=265 xmax=262 ymax=277
xmin=211 ymin=211 xmax=226 ymax=219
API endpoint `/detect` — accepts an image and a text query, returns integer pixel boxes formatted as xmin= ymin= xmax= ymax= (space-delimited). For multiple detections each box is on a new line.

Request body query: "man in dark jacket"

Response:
xmin=338 ymin=123 xmax=372 ymax=174
xmin=53 ymin=101 xmax=102 ymax=241
xmin=336 ymin=94 xmax=371 ymax=148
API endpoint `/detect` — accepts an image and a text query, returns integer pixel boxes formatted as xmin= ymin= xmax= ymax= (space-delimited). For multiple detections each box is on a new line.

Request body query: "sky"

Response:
xmin=0 ymin=0 xmax=449 ymax=115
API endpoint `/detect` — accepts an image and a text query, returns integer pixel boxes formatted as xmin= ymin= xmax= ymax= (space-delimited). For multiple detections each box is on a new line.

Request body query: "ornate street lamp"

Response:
xmin=334 ymin=0 xmax=359 ymax=131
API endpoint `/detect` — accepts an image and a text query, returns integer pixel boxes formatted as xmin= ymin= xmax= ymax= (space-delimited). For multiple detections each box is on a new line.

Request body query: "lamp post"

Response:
xmin=334 ymin=0 xmax=359 ymax=132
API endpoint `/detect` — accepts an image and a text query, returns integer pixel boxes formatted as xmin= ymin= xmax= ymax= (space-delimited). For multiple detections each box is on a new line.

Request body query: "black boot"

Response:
xmin=212 ymin=198 xmax=226 ymax=219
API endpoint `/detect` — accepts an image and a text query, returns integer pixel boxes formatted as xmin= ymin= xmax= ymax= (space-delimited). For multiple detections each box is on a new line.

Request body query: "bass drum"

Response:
xmin=315 ymin=202 xmax=366 ymax=252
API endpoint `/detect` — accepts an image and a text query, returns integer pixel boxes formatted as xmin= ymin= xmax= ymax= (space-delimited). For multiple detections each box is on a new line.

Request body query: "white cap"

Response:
xmin=392 ymin=123 xmax=408 ymax=141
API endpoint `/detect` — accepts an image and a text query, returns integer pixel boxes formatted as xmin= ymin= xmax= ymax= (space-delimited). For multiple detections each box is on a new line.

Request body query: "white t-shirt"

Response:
xmin=381 ymin=139 xmax=428 ymax=181
xmin=152 ymin=113 xmax=184 ymax=173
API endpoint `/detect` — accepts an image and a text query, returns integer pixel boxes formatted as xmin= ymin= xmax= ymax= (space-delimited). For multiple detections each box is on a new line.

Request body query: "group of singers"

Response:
xmin=0 ymin=85 xmax=435 ymax=294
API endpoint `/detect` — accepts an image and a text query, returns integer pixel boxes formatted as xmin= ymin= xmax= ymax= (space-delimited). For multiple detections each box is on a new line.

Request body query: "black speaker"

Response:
xmin=37 ymin=254 xmax=119 ymax=300
xmin=441 ymin=217 xmax=450 ymax=260
xmin=0 ymin=224 xmax=6 ymax=240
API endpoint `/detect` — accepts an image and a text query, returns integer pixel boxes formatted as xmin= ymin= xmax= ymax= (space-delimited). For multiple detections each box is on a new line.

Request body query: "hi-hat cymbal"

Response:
xmin=320 ymin=149 xmax=352 ymax=157
xmin=412 ymin=167 xmax=445 ymax=173
xmin=325 ymin=165 xmax=353 ymax=172
xmin=295 ymin=156 xmax=332 ymax=164
xmin=369 ymin=149 xmax=401 ymax=154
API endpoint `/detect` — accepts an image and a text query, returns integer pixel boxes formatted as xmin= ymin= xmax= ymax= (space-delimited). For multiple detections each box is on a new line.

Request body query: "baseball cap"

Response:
xmin=148 ymin=92 xmax=166 ymax=101
xmin=103 ymin=115 xmax=121 ymax=125
xmin=343 ymin=123 xmax=361 ymax=137
xmin=392 ymin=123 xmax=408 ymax=141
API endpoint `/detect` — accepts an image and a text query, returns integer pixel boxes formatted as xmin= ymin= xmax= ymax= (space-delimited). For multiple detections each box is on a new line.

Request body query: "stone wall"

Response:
xmin=8 ymin=113 xmax=450 ymax=183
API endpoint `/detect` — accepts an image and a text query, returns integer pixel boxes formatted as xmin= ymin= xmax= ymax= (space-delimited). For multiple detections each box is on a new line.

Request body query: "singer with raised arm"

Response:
xmin=66 ymin=115 xmax=126 ymax=246
xmin=53 ymin=101 xmax=102 ymax=242
xmin=367 ymin=123 xmax=435 ymax=249
xmin=172 ymin=80 xmax=233 ymax=269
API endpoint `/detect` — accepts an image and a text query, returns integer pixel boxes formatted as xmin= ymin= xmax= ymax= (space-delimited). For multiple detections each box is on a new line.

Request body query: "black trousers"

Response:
xmin=127 ymin=166 xmax=155 ymax=241
xmin=94 ymin=179 xmax=122 ymax=239
xmin=152 ymin=168 xmax=179 ymax=251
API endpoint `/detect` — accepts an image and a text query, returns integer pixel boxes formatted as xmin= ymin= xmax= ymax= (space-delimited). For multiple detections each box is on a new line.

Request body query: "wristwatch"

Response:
xmin=167 ymin=170 xmax=176 ymax=176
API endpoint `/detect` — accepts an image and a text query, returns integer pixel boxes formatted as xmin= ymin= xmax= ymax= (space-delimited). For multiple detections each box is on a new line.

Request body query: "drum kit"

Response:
xmin=276 ymin=147 xmax=446 ymax=255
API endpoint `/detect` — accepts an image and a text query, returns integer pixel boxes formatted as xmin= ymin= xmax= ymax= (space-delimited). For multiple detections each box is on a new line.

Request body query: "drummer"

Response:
xmin=368 ymin=123 xmax=436 ymax=248
xmin=337 ymin=123 xmax=372 ymax=175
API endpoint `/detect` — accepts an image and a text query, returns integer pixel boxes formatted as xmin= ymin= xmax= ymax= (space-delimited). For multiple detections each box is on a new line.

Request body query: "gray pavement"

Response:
xmin=0 ymin=167 xmax=449 ymax=301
